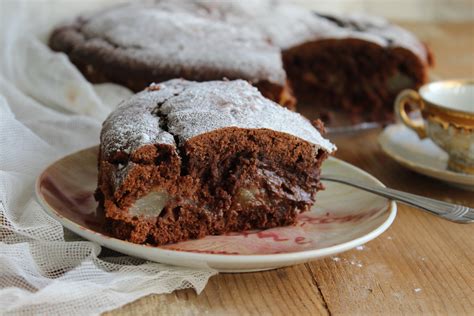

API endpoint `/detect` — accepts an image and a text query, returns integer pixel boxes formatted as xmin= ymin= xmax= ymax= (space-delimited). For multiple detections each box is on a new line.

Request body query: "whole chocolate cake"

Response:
xmin=96 ymin=79 xmax=336 ymax=245
xmin=49 ymin=1 xmax=433 ymax=122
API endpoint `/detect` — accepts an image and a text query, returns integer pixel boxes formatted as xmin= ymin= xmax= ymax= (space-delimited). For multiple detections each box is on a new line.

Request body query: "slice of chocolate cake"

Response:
xmin=96 ymin=79 xmax=336 ymax=245
xmin=49 ymin=4 xmax=295 ymax=108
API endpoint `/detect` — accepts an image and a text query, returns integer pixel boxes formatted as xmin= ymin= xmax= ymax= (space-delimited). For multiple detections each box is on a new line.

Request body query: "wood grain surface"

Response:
xmin=106 ymin=22 xmax=474 ymax=316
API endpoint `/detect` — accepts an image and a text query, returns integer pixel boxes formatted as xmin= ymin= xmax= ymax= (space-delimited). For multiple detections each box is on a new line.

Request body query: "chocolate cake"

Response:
xmin=277 ymin=12 xmax=434 ymax=122
xmin=49 ymin=1 xmax=433 ymax=123
xmin=48 ymin=4 xmax=295 ymax=108
xmin=155 ymin=0 xmax=433 ymax=122
xmin=96 ymin=79 xmax=336 ymax=245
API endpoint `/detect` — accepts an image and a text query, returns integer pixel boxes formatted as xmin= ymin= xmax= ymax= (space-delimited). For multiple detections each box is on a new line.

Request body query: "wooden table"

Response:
xmin=108 ymin=22 xmax=474 ymax=315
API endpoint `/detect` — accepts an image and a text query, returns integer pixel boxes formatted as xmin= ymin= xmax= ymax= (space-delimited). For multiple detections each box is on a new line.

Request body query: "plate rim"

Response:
xmin=378 ymin=124 xmax=474 ymax=186
xmin=35 ymin=146 xmax=397 ymax=265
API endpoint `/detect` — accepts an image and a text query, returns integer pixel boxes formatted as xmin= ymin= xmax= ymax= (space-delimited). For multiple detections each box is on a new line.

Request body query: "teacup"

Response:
xmin=394 ymin=79 xmax=474 ymax=174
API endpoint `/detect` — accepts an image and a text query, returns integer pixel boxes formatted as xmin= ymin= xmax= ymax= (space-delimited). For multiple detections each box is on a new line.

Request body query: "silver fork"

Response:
xmin=321 ymin=175 xmax=474 ymax=224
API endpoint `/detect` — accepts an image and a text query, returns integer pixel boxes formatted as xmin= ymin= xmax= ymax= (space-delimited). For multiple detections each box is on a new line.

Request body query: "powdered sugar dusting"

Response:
xmin=158 ymin=80 xmax=335 ymax=152
xmin=102 ymin=79 xmax=335 ymax=158
xmin=79 ymin=3 xmax=285 ymax=85
xmin=330 ymin=255 xmax=363 ymax=267
xmin=100 ymin=81 xmax=187 ymax=158
xmin=239 ymin=3 xmax=428 ymax=63
xmin=151 ymin=0 xmax=429 ymax=64
xmin=329 ymin=13 xmax=429 ymax=63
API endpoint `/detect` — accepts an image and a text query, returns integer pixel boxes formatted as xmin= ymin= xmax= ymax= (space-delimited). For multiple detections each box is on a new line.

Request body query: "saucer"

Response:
xmin=378 ymin=124 xmax=474 ymax=190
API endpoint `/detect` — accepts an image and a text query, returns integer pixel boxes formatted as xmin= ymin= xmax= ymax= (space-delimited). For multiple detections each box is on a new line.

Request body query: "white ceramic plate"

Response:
xmin=36 ymin=146 xmax=396 ymax=272
xmin=379 ymin=124 xmax=474 ymax=190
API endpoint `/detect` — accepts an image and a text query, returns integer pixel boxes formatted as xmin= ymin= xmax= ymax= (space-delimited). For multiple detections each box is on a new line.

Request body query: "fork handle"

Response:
xmin=321 ymin=175 xmax=473 ymax=223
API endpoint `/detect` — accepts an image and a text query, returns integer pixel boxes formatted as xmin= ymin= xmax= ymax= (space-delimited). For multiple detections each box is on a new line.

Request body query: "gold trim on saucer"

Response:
xmin=448 ymin=159 xmax=474 ymax=175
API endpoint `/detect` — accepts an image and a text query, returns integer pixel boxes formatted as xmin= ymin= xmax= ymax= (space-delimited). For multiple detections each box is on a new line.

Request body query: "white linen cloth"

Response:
xmin=0 ymin=1 xmax=216 ymax=315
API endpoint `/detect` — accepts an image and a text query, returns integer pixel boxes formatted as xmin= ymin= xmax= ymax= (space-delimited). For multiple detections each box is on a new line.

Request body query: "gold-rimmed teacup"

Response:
xmin=394 ymin=79 xmax=474 ymax=174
